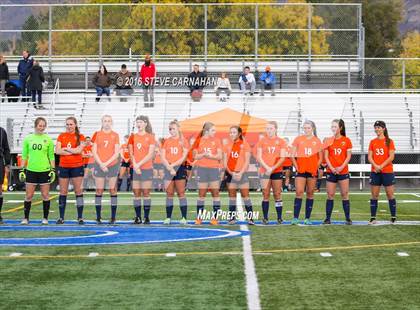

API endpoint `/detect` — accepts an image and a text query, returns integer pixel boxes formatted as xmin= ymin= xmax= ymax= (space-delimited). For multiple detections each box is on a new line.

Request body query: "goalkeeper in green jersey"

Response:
xmin=20 ymin=117 xmax=55 ymax=225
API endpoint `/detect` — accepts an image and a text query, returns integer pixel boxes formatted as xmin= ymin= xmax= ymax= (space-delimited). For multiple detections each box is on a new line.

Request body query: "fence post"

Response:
xmin=85 ymin=59 xmax=88 ymax=91
xmin=152 ymin=5 xmax=156 ymax=58
xmin=48 ymin=5 xmax=52 ymax=72
xmin=255 ymin=4 xmax=259 ymax=68
xmin=307 ymin=4 xmax=312 ymax=72
xmin=360 ymin=111 xmax=365 ymax=190
xmin=204 ymin=4 xmax=208 ymax=69
xmin=402 ymin=59 xmax=406 ymax=90
xmin=99 ymin=4 xmax=103 ymax=62
xmin=347 ymin=58 xmax=351 ymax=89
xmin=297 ymin=59 xmax=300 ymax=89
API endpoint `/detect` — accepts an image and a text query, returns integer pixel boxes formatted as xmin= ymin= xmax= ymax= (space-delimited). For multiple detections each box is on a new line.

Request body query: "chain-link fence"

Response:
xmin=0 ymin=3 xmax=362 ymax=58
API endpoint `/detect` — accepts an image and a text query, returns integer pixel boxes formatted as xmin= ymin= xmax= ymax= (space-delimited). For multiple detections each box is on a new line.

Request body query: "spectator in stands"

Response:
xmin=140 ymin=54 xmax=156 ymax=107
xmin=259 ymin=66 xmax=276 ymax=96
xmin=17 ymin=50 xmax=33 ymax=102
xmin=26 ymin=60 xmax=45 ymax=109
xmin=239 ymin=66 xmax=256 ymax=95
xmin=214 ymin=72 xmax=232 ymax=101
xmin=188 ymin=64 xmax=207 ymax=102
xmin=114 ymin=64 xmax=133 ymax=102
xmin=0 ymin=55 xmax=9 ymax=103
xmin=92 ymin=65 xmax=112 ymax=102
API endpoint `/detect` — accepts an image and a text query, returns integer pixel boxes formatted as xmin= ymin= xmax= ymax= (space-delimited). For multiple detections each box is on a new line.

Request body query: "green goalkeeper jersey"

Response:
xmin=22 ymin=133 xmax=55 ymax=172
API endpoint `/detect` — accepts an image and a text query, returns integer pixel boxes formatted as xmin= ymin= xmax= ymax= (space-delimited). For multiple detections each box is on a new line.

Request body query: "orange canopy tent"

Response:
xmin=179 ymin=108 xmax=268 ymax=145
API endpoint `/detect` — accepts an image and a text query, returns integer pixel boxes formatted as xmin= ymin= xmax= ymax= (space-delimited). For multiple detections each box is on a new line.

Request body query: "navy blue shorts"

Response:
xmin=154 ymin=163 xmax=164 ymax=170
xmin=261 ymin=171 xmax=284 ymax=180
xmin=93 ymin=163 xmax=119 ymax=178
xmin=132 ymin=168 xmax=153 ymax=182
xmin=326 ymin=173 xmax=350 ymax=183
xmin=58 ymin=166 xmax=85 ymax=179
xmin=283 ymin=166 xmax=293 ymax=171
xmin=225 ymin=172 xmax=249 ymax=185
xmin=369 ymin=172 xmax=395 ymax=187
xmin=296 ymin=172 xmax=315 ymax=179
xmin=121 ymin=161 xmax=130 ymax=168
xmin=184 ymin=163 xmax=192 ymax=171
xmin=164 ymin=165 xmax=187 ymax=181
xmin=197 ymin=167 xmax=220 ymax=183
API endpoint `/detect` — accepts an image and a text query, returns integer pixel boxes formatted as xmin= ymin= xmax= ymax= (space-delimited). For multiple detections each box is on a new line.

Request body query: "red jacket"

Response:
xmin=140 ymin=62 xmax=156 ymax=85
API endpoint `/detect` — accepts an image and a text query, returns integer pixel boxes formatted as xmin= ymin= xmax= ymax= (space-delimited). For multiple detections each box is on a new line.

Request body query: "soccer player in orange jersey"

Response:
xmin=323 ymin=119 xmax=353 ymax=225
xmin=193 ymin=122 xmax=223 ymax=225
xmin=223 ymin=126 xmax=254 ymax=225
xmin=55 ymin=117 xmax=86 ymax=224
xmin=368 ymin=120 xmax=397 ymax=224
xmin=256 ymin=121 xmax=286 ymax=224
xmin=161 ymin=120 xmax=189 ymax=225
xmin=117 ymin=135 xmax=131 ymax=192
xmin=92 ymin=115 xmax=120 ymax=224
xmin=291 ymin=120 xmax=323 ymax=225
xmin=128 ymin=115 xmax=156 ymax=224
xmin=282 ymin=137 xmax=294 ymax=192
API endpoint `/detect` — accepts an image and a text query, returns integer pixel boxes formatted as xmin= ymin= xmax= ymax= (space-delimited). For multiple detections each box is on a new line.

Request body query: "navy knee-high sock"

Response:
xmin=143 ymin=198 xmax=151 ymax=219
xmin=179 ymin=197 xmax=187 ymax=219
xmin=370 ymin=199 xmax=378 ymax=218
xmin=228 ymin=199 xmax=236 ymax=219
xmin=275 ymin=200 xmax=283 ymax=220
xmin=389 ymin=198 xmax=396 ymax=217
xmin=111 ymin=195 xmax=118 ymax=220
xmin=95 ymin=195 xmax=102 ymax=220
xmin=262 ymin=200 xmax=269 ymax=220
xmin=166 ymin=198 xmax=174 ymax=218
xmin=76 ymin=195 xmax=84 ymax=219
xmin=58 ymin=195 xmax=67 ymax=219
xmin=293 ymin=198 xmax=302 ymax=219
xmin=213 ymin=200 xmax=221 ymax=219
xmin=196 ymin=200 xmax=204 ymax=217
xmin=244 ymin=198 xmax=253 ymax=219
xmin=0 ymin=195 xmax=3 ymax=215
xmin=134 ymin=198 xmax=141 ymax=218
xmin=326 ymin=199 xmax=334 ymax=221
xmin=305 ymin=199 xmax=314 ymax=219
xmin=342 ymin=200 xmax=350 ymax=220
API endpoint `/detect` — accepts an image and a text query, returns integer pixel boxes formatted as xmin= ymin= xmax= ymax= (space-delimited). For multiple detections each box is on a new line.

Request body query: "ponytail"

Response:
xmin=230 ymin=125 xmax=244 ymax=141
xmin=199 ymin=122 xmax=214 ymax=138
xmin=66 ymin=116 xmax=80 ymax=146
xmin=136 ymin=115 xmax=153 ymax=134
xmin=384 ymin=128 xmax=391 ymax=148
xmin=304 ymin=120 xmax=317 ymax=137
xmin=333 ymin=119 xmax=346 ymax=137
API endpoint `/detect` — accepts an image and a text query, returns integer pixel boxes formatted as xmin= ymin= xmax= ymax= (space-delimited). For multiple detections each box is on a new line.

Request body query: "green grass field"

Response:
xmin=0 ymin=191 xmax=419 ymax=310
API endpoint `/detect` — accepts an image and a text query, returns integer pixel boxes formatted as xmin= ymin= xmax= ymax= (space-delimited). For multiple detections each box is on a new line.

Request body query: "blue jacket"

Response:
xmin=260 ymin=72 xmax=276 ymax=85
xmin=17 ymin=56 xmax=34 ymax=78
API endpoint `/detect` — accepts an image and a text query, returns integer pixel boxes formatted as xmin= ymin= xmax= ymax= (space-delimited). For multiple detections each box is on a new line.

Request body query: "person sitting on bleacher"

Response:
xmin=259 ymin=66 xmax=276 ymax=96
xmin=0 ymin=55 xmax=9 ymax=103
xmin=114 ymin=64 xmax=133 ymax=102
xmin=239 ymin=66 xmax=256 ymax=96
xmin=214 ymin=72 xmax=232 ymax=101
xmin=188 ymin=64 xmax=207 ymax=102
xmin=92 ymin=65 xmax=112 ymax=102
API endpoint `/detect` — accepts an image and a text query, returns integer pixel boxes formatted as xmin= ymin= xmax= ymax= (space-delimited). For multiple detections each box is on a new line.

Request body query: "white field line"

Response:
xmin=237 ymin=192 xmax=261 ymax=310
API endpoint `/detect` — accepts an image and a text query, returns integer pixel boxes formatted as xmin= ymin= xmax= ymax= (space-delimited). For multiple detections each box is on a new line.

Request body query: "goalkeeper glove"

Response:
xmin=48 ymin=169 xmax=56 ymax=183
xmin=18 ymin=169 xmax=26 ymax=183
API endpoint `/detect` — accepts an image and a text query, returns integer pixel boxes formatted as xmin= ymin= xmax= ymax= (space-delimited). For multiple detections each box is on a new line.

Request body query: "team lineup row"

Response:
xmin=0 ymin=115 xmax=397 ymax=226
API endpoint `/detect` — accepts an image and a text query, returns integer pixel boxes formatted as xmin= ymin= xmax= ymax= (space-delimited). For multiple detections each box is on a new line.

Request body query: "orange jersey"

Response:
xmin=128 ymin=132 xmax=156 ymax=169
xmin=121 ymin=143 xmax=130 ymax=162
xmin=256 ymin=136 xmax=286 ymax=174
xmin=154 ymin=148 xmax=162 ymax=164
xmin=162 ymin=136 xmax=189 ymax=165
xmin=82 ymin=144 xmax=94 ymax=165
xmin=292 ymin=135 xmax=323 ymax=176
xmin=194 ymin=136 xmax=222 ymax=169
xmin=369 ymin=138 xmax=395 ymax=173
xmin=282 ymin=145 xmax=293 ymax=167
xmin=223 ymin=139 xmax=251 ymax=172
xmin=57 ymin=132 xmax=86 ymax=168
xmin=92 ymin=130 xmax=120 ymax=167
xmin=324 ymin=136 xmax=352 ymax=174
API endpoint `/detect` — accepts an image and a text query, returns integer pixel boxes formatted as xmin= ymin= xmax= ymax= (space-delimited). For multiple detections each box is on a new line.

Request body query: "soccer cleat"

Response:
xmin=78 ymin=218 xmax=85 ymax=225
xmin=303 ymin=218 xmax=312 ymax=225
xmin=262 ymin=218 xmax=269 ymax=225
xmin=368 ymin=217 xmax=377 ymax=225
xmin=163 ymin=218 xmax=171 ymax=225
xmin=345 ymin=219 xmax=352 ymax=225
xmin=41 ymin=218 xmax=49 ymax=225
xmin=291 ymin=218 xmax=299 ymax=225
xmin=179 ymin=217 xmax=188 ymax=225
xmin=133 ymin=217 xmax=142 ymax=224
xmin=194 ymin=218 xmax=203 ymax=225
xmin=96 ymin=218 xmax=103 ymax=225
xmin=228 ymin=219 xmax=236 ymax=225
xmin=109 ymin=218 xmax=116 ymax=225
xmin=56 ymin=218 xmax=64 ymax=225
xmin=390 ymin=217 xmax=396 ymax=224
xmin=247 ymin=219 xmax=255 ymax=225
xmin=322 ymin=219 xmax=331 ymax=225
xmin=143 ymin=217 xmax=151 ymax=225
xmin=21 ymin=218 xmax=29 ymax=225
xmin=210 ymin=218 xmax=219 ymax=226
xmin=277 ymin=219 xmax=283 ymax=225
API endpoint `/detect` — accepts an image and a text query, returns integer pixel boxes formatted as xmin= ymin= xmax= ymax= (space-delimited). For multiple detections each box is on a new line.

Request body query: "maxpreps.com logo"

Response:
xmin=197 ymin=209 xmax=260 ymax=221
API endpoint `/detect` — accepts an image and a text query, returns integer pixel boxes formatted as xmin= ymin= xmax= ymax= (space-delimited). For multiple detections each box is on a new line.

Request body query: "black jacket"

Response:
xmin=187 ymin=71 xmax=207 ymax=91
xmin=26 ymin=64 xmax=45 ymax=91
xmin=0 ymin=127 xmax=11 ymax=166
xmin=0 ymin=62 xmax=9 ymax=80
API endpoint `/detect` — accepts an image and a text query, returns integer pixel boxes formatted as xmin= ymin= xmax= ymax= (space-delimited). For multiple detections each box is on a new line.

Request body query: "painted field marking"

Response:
xmin=320 ymin=252 xmax=333 ymax=257
xmin=4 ymin=194 xmax=58 ymax=213
xmin=396 ymin=252 xmax=409 ymax=257
xmin=88 ymin=252 xmax=99 ymax=257
xmin=9 ymin=252 xmax=23 ymax=257
xmin=165 ymin=253 xmax=176 ymax=257
xmin=237 ymin=192 xmax=261 ymax=310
